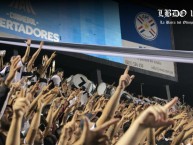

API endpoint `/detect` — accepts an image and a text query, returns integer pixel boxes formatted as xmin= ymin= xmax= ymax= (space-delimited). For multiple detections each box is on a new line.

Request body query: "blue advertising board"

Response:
xmin=119 ymin=3 xmax=176 ymax=78
xmin=119 ymin=3 xmax=173 ymax=50
xmin=0 ymin=0 xmax=176 ymax=79
xmin=0 ymin=0 xmax=123 ymax=63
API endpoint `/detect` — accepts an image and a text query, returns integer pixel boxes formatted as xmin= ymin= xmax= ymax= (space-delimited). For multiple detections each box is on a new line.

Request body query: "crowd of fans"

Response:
xmin=0 ymin=40 xmax=192 ymax=145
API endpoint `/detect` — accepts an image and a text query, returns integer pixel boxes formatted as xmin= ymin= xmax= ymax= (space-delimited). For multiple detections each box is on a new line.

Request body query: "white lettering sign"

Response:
xmin=122 ymin=40 xmax=175 ymax=77
xmin=0 ymin=17 xmax=60 ymax=42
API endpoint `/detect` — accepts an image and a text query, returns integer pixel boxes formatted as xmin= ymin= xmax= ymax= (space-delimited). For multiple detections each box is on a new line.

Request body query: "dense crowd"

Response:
xmin=0 ymin=40 xmax=192 ymax=145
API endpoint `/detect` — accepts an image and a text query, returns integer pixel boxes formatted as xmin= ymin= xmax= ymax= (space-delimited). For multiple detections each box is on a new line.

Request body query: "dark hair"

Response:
xmin=95 ymin=111 xmax=102 ymax=118
xmin=77 ymin=106 xmax=84 ymax=111
xmin=61 ymin=79 xmax=67 ymax=84
xmin=39 ymin=114 xmax=48 ymax=132
xmin=80 ymin=86 xmax=86 ymax=91
xmin=54 ymin=125 xmax=63 ymax=139
xmin=123 ymin=120 xmax=132 ymax=133
xmin=66 ymin=113 xmax=74 ymax=122
xmin=120 ymin=93 xmax=128 ymax=103
xmin=165 ymin=129 xmax=174 ymax=138
xmin=71 ymin=84 xmax=77 ymax=90
xmin=42 ymin=105 xmax=51 ymax=118
xmin=44 ymin=134 xmax=57 ymax=145
xmin=36 ymin=64 xmax=43 ymax=71
xmin=53 ymin=68 xmax=63 ymax=75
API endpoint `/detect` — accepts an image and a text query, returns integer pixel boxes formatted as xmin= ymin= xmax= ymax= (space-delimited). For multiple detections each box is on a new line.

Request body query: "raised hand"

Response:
xmin=183 ymin=119 xmax=193 ymax=131
xmin=27 ymin=41 xmax=43 ymax=72
xmin=41 ymin=92 xmax=57 ymax=106
xmin=66 ymin=110 xmax=79 ymax=128
xmin=37 ymin=97 xmax=45 ymax=110
xmin=11 ymin=78 xmax=23 ymax=91
xmin=116 ymin=97 xmax=178 ymax=145
xmin=39 ymin=51 xmax=56 ymax=77
xmin=5 ymin=55 xmax=21 ymax=86
xmin=75 ymin=117 xmax=119 ymax=145
xmin=50 ymin=86 xmax=60 ymax=95
xmin=172 ymin=111 xmax=187 ymax=120
xmin=118 ymin=66 xmax=135 ymax=90
xmin=29 ymin=80 xmax=40 ymax=95
xmin=6 ymin=88 xmax=30 ymax=145
xmin=67 ymin=90 xmax=77 ymax=101
xmin=42 ymin=55 xmax=48 ymax=66
xmin=41 ymin=82 xmax=52 ymax=95
xmin=51 ymin=51 xmax=56 ymax=59
xmin=25 ymin=39 xmax=31 ymax=46
xmin=137 ymin=97 xmax=178 ymax=128
xmin=50 ymin=97 xmax=63 ymax=109
xmin=13 ymin=88 xmax=30 ymax=118
xmin=22 ymin=39 xmax=31 ymax=64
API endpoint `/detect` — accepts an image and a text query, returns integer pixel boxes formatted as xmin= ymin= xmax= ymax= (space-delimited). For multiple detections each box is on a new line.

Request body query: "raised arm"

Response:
xmin=116 ymin=97 xmax=178 ymax=145
xmin=27 ymin=41 xmax=43 ymax=72
xmin=171 ymin=130 xmax=186 ymax=145
xmin=52 ymin=98 xmax=66 ymax=122
xmin=74 ymin=117 xmax=119 ymax=145
xmin=155 ymin=126 xmax=168 ymax=137
xmin=96 ymin=67 xmax=134 ymax=127
xmin=181 ymin=121 xmax=193 ymax=142
xmin=147 ymin=128 xmax=156 ymax=145
xmin=43 ymin=101 xmax=55 ymax=137
xmin=5 ymin=56 xmax=21 ymax=87
xmin=22 ymin=39 xmax=31 ymax=64
xmin=6 ymin=89 xmax=30 ymax=145
xmin=25 ymin=97 xmax=44 ymax=145
xmin=38 ymin=51 xmax=56 ymax=77
xmin=25 ymin=83 xmax=52 ymax=119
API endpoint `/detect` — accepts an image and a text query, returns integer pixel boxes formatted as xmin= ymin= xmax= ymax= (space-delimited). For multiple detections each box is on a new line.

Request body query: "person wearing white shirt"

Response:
xmin=50 ymin=68 xmax=64 ymax=87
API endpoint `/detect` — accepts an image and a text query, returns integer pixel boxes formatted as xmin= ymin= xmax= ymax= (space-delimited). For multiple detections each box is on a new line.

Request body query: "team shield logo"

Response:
xmin=135 ymin=12 xmax=158 ymax=41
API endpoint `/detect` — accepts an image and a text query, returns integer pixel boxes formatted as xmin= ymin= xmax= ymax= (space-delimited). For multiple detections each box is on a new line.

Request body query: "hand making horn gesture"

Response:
xmin=75 ymin=117 xmax=119 ymax=145
xmin=13 ymin=88 xmax=30 ymax=118
xmin=118 ymin=66 xmax=135 ymax=90
xmin=6 ymin=89 xmax=30 ymax=145
xmin=116 ymin=97 xmax=178 ymax=145
xmin=5 ymin=55 xmax=21 ymax=87
xmin=136 ymin=97 xmax=178 ymax=128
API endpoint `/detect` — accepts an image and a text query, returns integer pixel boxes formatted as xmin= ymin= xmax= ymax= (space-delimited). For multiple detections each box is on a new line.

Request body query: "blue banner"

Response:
xmin=0 ymin=0 xmax=124 ymax=63
xmin=119 ymin=3 xmax=173 ymax=50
